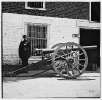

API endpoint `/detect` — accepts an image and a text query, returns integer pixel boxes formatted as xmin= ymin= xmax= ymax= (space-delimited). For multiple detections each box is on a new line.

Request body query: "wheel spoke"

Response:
xmin=78 ymin=63 xmax=85 ymax=67
xmin=61 ymin=67 xmax=65 ymax=74
xmin=55 ymin=56 xmax=66 ymax=61
xmin=71 ymin=69 xmax=75 ymax=75
xmin=78 ymin=53 xmax=84 ymax=56
xmin=60 ymin=49 xmax=66 ymax=55
xmin=74 ymin=66 xmax=81 ymax=74
xmin=65 ymin=65 xmax=72 ymax=76
xmin=58 ymin=62 xmax=65 ymax=72
xmin=65 ymin=46 xmax=68 ymax=52
xmin=66 ymin=68 xmax=70 ymax=76
xmin=55 ymin=61 xmax=60 ymax=68
xmin=55 ymin=51 xmax=72 ymax=60
xmin=74 ymin=62 xmax=85 ymax=67
xmin=78 ymin=59 xmax=86 ymax=61
xmin=65 ymin=46 xmax=71 ymax=54
xmin=71 ymin=45 xmax=73 ymax=52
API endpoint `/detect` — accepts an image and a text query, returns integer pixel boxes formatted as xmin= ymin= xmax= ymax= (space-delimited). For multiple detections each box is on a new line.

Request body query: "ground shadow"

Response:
xmin=2 ymin=69 xmax=100 ymax=83
xmin=3 ymin=74 xmax=97 ymax=83
xmin=57 ymin=78 xmax=95 ymax=81
xmin=2 ymin=70 xmax=59 ymax=83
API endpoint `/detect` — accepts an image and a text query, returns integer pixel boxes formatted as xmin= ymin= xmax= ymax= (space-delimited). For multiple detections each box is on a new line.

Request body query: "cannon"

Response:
xmin=3 ymin=42 xmax=97 ymax=79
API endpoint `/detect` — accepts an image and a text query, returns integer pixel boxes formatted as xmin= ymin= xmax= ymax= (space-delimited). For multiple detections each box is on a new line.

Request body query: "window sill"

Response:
xmin=25 ymin=7 xmax=46 ymax=11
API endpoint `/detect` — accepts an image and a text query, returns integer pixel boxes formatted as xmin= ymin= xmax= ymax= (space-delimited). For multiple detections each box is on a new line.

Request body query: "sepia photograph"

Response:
xmin=1 ymin=1 xmax=101 ymax=98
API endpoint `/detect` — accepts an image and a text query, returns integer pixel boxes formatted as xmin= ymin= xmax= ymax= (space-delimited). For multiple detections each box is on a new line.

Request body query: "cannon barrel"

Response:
xmin=35 ymin=45 xmax=97 ymax=54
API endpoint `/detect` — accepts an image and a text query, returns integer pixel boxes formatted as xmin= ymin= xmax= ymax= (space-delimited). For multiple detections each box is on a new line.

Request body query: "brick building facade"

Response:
xmin=1 ymin=2 xmax=100 ymax=65
xmin=2 ymin=2 xmax=89 ymax=19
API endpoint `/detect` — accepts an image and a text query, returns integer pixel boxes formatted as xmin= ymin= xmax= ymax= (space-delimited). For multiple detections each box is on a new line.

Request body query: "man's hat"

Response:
xmin=22 ymin=35 xmax=27 ymax=38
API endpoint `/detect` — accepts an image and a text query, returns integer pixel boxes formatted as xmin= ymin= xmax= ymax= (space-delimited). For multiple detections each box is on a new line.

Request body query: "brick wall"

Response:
xmin=3 ymin=13 xmax=24 ymax=65
xmin=2 ymin=13 xmax=100 ymax=65
xmin=2 ymin=2 xmax=89 ymax=20
xmin=49 ymin=18 xmax=79 ymax=47
xmin=2 ymin=13 xmax=80 ymax=65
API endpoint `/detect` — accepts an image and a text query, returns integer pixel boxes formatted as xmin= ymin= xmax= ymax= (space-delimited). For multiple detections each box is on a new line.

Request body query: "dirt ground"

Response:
xmin=2 ymin=70 xmax=100 ymax=98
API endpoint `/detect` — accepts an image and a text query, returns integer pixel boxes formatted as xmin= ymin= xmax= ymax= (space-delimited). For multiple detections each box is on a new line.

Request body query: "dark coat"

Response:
xmin=19 ymin=41 xmax=31 ymax=59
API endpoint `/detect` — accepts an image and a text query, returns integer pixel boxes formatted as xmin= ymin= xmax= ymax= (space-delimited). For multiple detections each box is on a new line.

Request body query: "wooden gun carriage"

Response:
xmin=4 ymin=42 xmax=97 ymax=79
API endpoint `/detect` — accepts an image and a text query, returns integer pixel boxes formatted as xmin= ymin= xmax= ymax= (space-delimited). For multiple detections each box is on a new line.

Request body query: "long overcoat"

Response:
xmin=19 ymin=41 xmax=31 ymax=59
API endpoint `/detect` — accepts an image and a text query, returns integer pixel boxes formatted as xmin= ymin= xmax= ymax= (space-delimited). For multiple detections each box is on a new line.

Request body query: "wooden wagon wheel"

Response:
xmin=52 ymin=42 xmax=88 ymax=79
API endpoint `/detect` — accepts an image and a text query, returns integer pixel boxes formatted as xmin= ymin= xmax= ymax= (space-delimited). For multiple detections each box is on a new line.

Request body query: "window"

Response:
xmin=25 ymin=2 xmax=46 ymax=10
xmin=90 ymin=2 xmax=100 ymax=22
xmin=27 ymin=24 xmax=47 ymax=56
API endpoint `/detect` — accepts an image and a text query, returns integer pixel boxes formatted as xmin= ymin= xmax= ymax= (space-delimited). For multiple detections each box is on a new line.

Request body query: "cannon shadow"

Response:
xmin=3 ymin=70 xmax=99 ymax=83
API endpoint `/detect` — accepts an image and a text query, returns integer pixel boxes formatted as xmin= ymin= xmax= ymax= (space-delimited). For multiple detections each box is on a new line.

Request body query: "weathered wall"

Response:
xmin=2 ymin=13 xmax=80 ymax=65
xmin=2 ymin=13 xmax=24 ymax=64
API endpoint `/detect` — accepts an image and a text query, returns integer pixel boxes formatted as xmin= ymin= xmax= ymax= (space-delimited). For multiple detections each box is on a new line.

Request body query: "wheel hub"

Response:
xmin=67 ymin=58 xmax=75 ymax=65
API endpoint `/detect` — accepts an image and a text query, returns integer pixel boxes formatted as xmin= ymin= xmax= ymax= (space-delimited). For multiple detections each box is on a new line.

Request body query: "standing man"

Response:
xmin=19 ymin=35 xmax=31 ymax=72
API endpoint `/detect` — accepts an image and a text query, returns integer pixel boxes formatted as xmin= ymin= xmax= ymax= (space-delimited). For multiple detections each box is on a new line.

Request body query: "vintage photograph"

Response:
xmin=1 ymin=1 xmax=100 ymax=98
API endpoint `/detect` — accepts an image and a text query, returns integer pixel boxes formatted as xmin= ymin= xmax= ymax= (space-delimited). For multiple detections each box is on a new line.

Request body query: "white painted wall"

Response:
xmin=2 ymin=13 xmax=100 ymax=65
xmin=49 ymin=18 xmax=79 ymax=48
xmin=3 ymin=13 xmax=24 ymax=64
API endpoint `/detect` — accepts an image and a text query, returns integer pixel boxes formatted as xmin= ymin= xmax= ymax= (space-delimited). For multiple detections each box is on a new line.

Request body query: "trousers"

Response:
xmin=21 ymin=58 xmax=28 ymax=67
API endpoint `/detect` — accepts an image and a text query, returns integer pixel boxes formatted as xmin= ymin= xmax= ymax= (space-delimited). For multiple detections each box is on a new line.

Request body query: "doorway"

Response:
xmin=80 ymin=28 xmax=100 ymax=67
